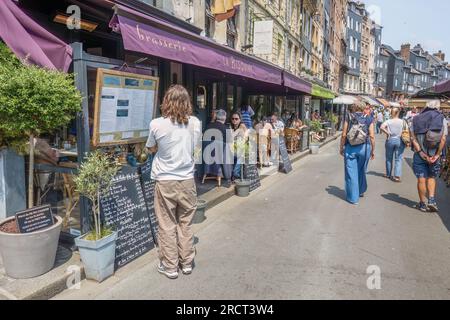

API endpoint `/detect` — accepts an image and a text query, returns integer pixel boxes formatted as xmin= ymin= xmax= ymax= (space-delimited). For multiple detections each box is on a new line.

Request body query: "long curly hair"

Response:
xmin=160 ymin=84 xmax=192 ymax=125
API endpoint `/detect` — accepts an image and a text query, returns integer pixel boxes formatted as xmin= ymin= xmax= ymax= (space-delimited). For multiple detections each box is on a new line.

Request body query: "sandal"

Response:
xmin=392 ymin=177 xmax=401 ymax=183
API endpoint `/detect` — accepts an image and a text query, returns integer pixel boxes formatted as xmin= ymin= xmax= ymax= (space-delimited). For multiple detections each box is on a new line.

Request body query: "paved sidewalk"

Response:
xmin=54 ymin=135 xmax=450 ymax=300
xmin=0 ymin=134 xmax=340 ymax=300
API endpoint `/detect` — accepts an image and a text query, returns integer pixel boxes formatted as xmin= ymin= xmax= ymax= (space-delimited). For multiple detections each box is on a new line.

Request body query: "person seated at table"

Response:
xmin=33 ymin=138 xmax=59 ymax=166
xmin=203 ymin=109 xmax=232 ymax=185
xmin=286 ymin=113 xmax=297 ymax=129
xmin=312 ymin=110 xmax=321 ymax=121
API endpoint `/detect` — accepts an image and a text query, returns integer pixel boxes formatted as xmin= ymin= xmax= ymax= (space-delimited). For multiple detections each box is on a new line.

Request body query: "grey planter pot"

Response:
xmin=192 ymin=199 xmax=207 ymax=224
xmin=75 ymin=231 xmax=117 ymax=282
xmin=310 ymin=144 xmax=320 ymax=154
xmin=235 ymin=179 xmax=251 ymax=197
xmin=0 ymin=215 xmax=62 ymax=279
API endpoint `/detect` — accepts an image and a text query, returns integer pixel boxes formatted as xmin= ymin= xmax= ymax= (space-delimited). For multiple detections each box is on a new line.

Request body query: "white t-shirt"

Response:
xmin=381 ymin=118 xmax=404 ymax=139
xmin=146 ymin=116 xmax=202 ymax=181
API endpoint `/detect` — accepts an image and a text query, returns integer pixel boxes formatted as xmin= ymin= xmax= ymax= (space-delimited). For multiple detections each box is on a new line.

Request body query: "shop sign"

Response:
xmin=253 ymin=20 xmax=274 ymax=55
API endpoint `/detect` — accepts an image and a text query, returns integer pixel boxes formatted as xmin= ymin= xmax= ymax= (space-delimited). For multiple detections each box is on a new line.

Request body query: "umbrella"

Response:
xmin=360 ymin=95 xmax=382 ymax=107
xmin=332 ymin=95 xmax=359 ymax=105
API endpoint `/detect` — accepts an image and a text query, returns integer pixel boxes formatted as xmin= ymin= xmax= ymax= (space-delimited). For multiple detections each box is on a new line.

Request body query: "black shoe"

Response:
xmin=428 ymin=198 xmax=439 ymax=212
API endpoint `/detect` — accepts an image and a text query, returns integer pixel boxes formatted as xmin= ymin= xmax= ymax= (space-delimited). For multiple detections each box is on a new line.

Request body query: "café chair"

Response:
xmin=284 ymin=128 xmax=299 ymax=154
xmin=202 ymin=174 xmax=222 ymax=188
xmin=62 ymin=173 xmax=79 ymax=228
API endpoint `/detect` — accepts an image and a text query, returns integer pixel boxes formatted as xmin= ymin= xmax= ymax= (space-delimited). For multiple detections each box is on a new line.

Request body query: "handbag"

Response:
xmin=401 ymin=120 xmax=411 ymax=145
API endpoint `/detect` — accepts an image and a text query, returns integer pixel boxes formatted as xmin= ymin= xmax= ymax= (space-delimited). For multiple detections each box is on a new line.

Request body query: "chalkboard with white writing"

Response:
xmin=139 ymin=157 xmax=159 ymax=246
xmin=278 ymin=138 xmax=293 ymax=174
xmin=15 ymin=204 xmax=54 ymax=233
xmin=100 ymin=166 xmax=155 ymax=269
xmin=244 ymin=164 xmax=261 ymax=192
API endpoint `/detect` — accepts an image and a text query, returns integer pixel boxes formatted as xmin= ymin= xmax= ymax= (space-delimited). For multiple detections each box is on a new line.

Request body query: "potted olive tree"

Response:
xmin=73 ymin=151 xmax=119 ymax=282
xmin=309 ymin=120 xmax=323 ymax=154
xmin=325 ymin=111 xmax=338 ymax=135
xmin=233 ymin=138 xmax=252 ymax=197
xmin=0 ymin=44 xmax=82 ymax=279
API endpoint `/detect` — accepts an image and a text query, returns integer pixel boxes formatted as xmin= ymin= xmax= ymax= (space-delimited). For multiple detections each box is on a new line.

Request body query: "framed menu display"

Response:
xmin=93 ymin=69 xmax=159 ymax=146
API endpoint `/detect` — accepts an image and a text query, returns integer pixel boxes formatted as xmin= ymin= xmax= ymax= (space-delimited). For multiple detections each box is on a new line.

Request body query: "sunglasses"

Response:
xmin=231 ymin=118 xmax=240 ymax=120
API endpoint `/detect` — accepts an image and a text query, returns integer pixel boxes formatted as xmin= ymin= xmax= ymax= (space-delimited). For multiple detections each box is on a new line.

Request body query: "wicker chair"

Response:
xmin=284 ymin=128 xmax=300 ymax=154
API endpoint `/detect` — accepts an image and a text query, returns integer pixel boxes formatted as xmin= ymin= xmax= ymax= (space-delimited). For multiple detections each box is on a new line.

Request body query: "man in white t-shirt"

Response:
xmin=146 ymin=85 xmax=201 ymax=279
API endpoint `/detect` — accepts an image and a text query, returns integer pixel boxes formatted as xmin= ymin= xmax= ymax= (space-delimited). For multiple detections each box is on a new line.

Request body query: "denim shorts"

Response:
xmin=412 ymin=153 xmax=441 ymax=179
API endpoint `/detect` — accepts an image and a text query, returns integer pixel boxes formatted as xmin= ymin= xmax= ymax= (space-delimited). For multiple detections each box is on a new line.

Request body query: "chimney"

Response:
xmin=400 ymin=43 xmax=410 ymax=63
xmin=434 ymin=50 xmax=445 ymax=61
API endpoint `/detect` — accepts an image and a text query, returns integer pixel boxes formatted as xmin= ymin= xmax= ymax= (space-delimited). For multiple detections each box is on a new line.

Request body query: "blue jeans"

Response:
xmin=385 ymin=137 xmax=405 ymax=178
xmin=376 ymin=121 xmax=383 ymax=134
xmin=345 ymin=143 xmax=371 ymax=204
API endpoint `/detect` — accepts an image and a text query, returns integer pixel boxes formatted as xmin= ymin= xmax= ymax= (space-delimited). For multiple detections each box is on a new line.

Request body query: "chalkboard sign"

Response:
xmin=244 ymin=164 xmax=261 ymax=192
xmin=100 ymin=166 xmax=155 ymax=269
xmin=278 ymin=138 xmax=293 ymax=174
xmin=139 ymin=157 xmax=159 ymax=246
xmin=15 ymin=204 xmax=54 ymax=233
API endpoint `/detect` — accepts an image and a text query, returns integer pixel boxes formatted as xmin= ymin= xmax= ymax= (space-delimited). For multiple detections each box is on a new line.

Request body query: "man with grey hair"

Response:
xmin=410 ymin=99 xmax=448 ymax=212
xmin=202 ymin=109 xmax=232 ymax=187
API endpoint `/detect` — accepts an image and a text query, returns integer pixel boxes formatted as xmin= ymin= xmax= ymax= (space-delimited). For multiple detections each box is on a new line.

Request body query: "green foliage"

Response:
xmin=84 ymin=227 xmax=114 ymax=241
xmin=326 ymin=111 xmax=338 ymax=124
xmin=309 ymin=120 xmax=323 ymax=133
xmin=0 ymin=42 xmax=21 ymax=69
xmin=73 ymin=151 xmax=119 ymax=240
xmin=0 ymin=43 xmax=82 ymax=149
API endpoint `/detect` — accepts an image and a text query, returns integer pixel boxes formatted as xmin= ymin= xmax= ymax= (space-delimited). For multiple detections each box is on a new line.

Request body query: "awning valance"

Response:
xmin=282 ymin=71 xmax=312 ymax=94
xmin=0 ymin=0 xmax=72 ymax=71
xmin=311 ymin=84 xmax=335 ymax=99
xmin=109 ymin=4 xmax=283 ymax=86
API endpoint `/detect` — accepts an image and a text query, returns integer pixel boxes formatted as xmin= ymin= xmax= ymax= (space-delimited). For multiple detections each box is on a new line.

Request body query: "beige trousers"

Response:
xmin=154 ymin=179 xmax=197 ymax=272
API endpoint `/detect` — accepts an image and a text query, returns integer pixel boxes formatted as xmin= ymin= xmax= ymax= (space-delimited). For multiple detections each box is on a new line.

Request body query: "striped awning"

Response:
xmin=376 ymin=98 xmax=390 ymax=108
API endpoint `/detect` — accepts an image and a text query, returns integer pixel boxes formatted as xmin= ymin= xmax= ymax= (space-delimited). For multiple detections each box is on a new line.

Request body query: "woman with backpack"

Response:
xmin=380 ymin=108 xmax=408 ymax=182
xmin=340 ymin=101 xmax=376 ymax=205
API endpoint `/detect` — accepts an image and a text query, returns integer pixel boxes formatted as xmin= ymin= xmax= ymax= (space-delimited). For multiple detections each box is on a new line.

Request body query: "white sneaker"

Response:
xmin=181 ymin=266 xmax=192 ymax=275
xmin=157 ymin=262 xmax=178 ymax=279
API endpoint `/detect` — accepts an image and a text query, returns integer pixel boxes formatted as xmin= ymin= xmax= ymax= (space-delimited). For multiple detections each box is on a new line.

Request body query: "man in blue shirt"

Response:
xmin=410 ymin=100 xmax=448 ymax=212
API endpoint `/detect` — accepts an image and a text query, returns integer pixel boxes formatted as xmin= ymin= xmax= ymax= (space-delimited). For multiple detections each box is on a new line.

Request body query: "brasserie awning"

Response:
xmin=0 ymin=0 xmax=72 ymax=71
xmin=109 ymin=4 xmax=283 ymax=86
xmin=282 ymin=71 xmax=312 ymax=94
xmin=311 ymin=84 xmax=336 ymax=99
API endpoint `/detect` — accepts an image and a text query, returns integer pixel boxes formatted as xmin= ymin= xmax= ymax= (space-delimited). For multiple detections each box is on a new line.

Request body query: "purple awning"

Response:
xmin=109 ymin=5 xmax=282 ymax=85
xmin=0 ymin=0 xmax=72 ymax=71
xmin=435 ymin=79 xmax=450 ymax=94
xmin=282 ymin=71 xmax=312 ymax=94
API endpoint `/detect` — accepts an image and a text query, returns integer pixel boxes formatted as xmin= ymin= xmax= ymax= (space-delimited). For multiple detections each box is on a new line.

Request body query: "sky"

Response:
xmin=363 ymin=0 xmax=450 ymax=59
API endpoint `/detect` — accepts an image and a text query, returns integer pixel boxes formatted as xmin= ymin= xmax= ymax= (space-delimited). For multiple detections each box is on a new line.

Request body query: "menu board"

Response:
xmin=93 ymin=69 xmax=159 ymax=146
xmin=244 ymin=164 xmax=261 ymax=192
xmin=278 ymin=138 xmax=293 ymax=174
xmin=139 ymin=157 xmax=159 ymax=246
xmin=100 ymin=166 xmax=155 ymax=269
